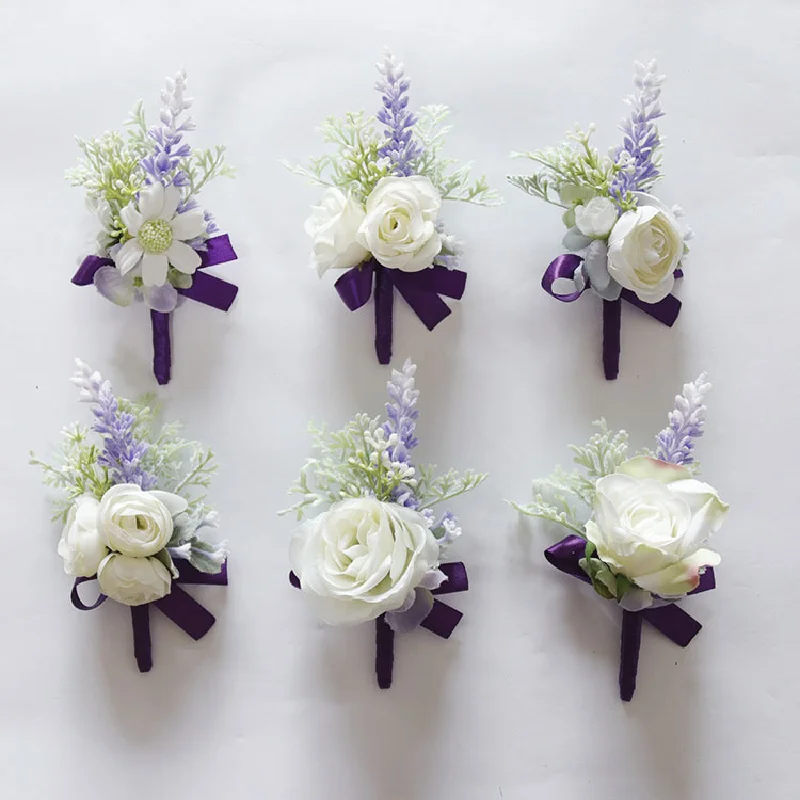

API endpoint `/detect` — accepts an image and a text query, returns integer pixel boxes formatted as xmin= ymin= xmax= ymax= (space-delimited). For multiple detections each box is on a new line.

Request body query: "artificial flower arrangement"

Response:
xmin=508 ymin=61 xmax=689 ymax=380
xmin=512 ymin=374 xmax=728 ymax=700
xmin=68 ymin=70 xmax=238 ymax=385
xmin=31 ymin=360 xmax=228 ymax=672
xmin=281 ymin=360 xmax=485 ymax=688
xmin=286 ymin=50 xmax=500 ymax=365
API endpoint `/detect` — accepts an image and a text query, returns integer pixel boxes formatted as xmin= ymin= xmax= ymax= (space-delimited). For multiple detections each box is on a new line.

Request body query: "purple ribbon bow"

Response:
xmin=71 ymin=559 xmax=228 ymax=672
xmin=544 ymin=535 xmax=715 ymax=701
xmin=290 ymin=561 xmax=468 ymax=689
xmin=542 ymin=254 xmax=683 ymax=381
xmin=72 ymin=235 xmax=239 ymax=385
xmin=334 ymin=259 xmax=467 ymax=365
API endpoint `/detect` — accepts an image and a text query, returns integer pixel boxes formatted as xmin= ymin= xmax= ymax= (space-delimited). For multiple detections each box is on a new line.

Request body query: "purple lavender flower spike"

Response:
xmin=71 ymin=361 xmax=156 ymax=488
xmin=609 ymin=60 xmax=666 ymax=201
xmin=375 ymin=50 xmax=423 ymax=176
xmin=383 ymin=358 xmax=420 ymax=508
xmin=655 ymin=372 xmax=711 ymax=465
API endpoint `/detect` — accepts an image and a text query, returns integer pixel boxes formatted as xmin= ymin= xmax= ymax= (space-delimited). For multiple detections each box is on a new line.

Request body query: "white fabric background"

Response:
xmin=2 ymin=1 xmax=798 ymax=798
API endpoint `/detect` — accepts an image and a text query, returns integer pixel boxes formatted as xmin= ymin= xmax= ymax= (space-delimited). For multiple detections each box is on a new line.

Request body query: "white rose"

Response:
xmin=574 ymin=196 xmax=617 ymax=238
xmin=57 ymin=495 xmax=108 ymax=577
xmin=96 ymin=554 xmax=172 ymax=606
xmin=290 ymin=497 xmax=439 ymax=625
xmin=606 ymin=193 xmax=684 ymax=303
xmin=304 ymin=188 xmax=369 ymax=276
xmin=97 ymin=484 xmax=188 ymax=558
xmin=357 ymin=176 xmax=442 ymax=272
xmin=585 ymin=456 xmax=728 ymax=599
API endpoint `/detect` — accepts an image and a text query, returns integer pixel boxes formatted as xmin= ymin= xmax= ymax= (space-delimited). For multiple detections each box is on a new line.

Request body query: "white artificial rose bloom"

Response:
xmin=57 ymin=496 xmax=109 ymax=577
xmin=289 ymin=497 xmax=440 ymax=625
xmin=304 ymin=188 xmax=369 ymax=276
xmin=575 ymin=196 xmax=617 ymax=238
xmin=357 ymin=176 xmax=443 ymax=272
xmin=585 ymin=456 xmax=728 ymax=599
xmin=606 ymin=193 xmax=684 ymax=303
xmin=97 ymin=483 xmax=188 ymax=558
xmin=96 ymin=554 xmax=172 ymax=606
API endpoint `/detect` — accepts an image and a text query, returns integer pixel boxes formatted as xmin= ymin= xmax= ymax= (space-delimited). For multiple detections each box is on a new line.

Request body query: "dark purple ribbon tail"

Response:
xmin=374 ymin=266 xmax=394 ymax=365
xmin=602 ymin=299 xmax=622 ymax=381
xmin=154 ymin=585 xmax=216 ymax=641
xmin=621 ymin=289 xmax=682 ymax=326
xmin=131 ymin=605 xmax=153 ymax=673
xmin=150 ymin=310 xmax=172 ymax=385
xmin=375 ymin=614 xmax=395 ymax=690
xmin=619 ymin=610 xmax=643 ymax=701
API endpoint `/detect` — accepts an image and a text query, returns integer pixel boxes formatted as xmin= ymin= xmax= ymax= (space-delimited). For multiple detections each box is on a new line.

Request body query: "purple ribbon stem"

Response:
xmin=619 ymin=610 xmax=643 ymax=702
xmin=335 ymin=260 xmax=467 ymax=365
xmin=603 ymin=299 xmax=622 ymax=381
xmin=131 ymin=605 xmax=153 ymax=673
xmin=70 ymin=558 xmax=226 ymax=673
xmin=375 ymin=615 xmax=395 ymax=690
xmin=150 ymin=311 xmax=172 ymax=386
xmin=289 ymin=560 xmax=468 ymax=688
xmin=544 ymin=535 xmax=714 ymax=700
xmin=72 ymin=235 xmax=238 ymax=385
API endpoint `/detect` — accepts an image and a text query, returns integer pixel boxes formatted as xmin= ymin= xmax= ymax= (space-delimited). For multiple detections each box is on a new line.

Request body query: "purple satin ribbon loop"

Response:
xmin=334 ymin=259 xmax=467 ymax=364
xmin=432 ymin=561 xmax=469 ymax=594
xmin=542 ymin=254 xmax=586 ymax=302
xmin=72 ymin=255 xmax=114 ymax=286
xmin=70 ymin=576 xmax=108 ymax=610
xmin=544 ymin=534 xmax=715 ymax=700
xmin=73 ymin=236 xmax=238 ymax=384
xmin=70 ymin=558 xmax=225 ymax=672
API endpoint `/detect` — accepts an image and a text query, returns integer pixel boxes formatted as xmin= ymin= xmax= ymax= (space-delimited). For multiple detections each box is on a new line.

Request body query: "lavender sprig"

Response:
xmin=609 ymin=60 xmax=665 ymax=201
xmin=383 ymin=359 xmax=420 ymax=507
xmin=71 ymin=360 xmax=156 ymax=489
xmin=655 ymin=372 xmax=711 ymax=465
xmin=141 ymin=69 xmax=194 ymax=188
xmin=375 ymin=50 xmax=423 ymax=177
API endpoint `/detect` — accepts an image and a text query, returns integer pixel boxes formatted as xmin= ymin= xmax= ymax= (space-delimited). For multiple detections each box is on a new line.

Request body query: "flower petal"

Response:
xmin=159 ymin=185 xmax=181 ymax=221
xmin=142 ymin=282 xmax=178 ymax=313
xmin=93 ymin=266 xmax=136 ymax=307
xmin=170 ymin=209 xmax=207 ymax=241
xmin=141 ymin=253 xmax=169 ymax=287
xmin=120 ymin=203 xmax=143 ymax=236
xmin=617 ymin=456 xmax=691 ymax=484
xmin=114 ymin=239 xmax=144 ymax=275
xmin=636 ymin=548 xmax=721 ymax=597
xmin=138 ymin=182 xmax=165 ymax=220
xmin=167 ymin=241 xmax=202 ymax=274
xmin=148 ymin=490 xmax=189 ymax=517
xmin=384 ymin=588 xmax=434 ymax=633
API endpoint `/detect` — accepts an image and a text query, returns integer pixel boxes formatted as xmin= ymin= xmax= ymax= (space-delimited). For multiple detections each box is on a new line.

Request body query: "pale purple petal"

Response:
xmin=93 ymin=266 xmax=136 ymax=307
xmin=384 ymin=588 xmax=434 ymax=633
xmin=143 ymin=282 xmax=178 ymax=313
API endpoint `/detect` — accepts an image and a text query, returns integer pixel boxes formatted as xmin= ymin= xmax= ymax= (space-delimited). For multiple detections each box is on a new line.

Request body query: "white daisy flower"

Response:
xmin=114 ymin=183 xmax=206 ymax=287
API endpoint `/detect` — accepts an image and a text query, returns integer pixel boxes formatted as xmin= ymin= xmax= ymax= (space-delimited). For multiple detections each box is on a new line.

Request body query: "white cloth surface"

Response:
xmin=1 ymin=1 xmax=798 ymax=797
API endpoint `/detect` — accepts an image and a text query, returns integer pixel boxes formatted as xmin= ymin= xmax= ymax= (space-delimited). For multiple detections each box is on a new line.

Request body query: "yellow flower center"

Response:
xmin=138 ymin=219 xmax=173 ymax=254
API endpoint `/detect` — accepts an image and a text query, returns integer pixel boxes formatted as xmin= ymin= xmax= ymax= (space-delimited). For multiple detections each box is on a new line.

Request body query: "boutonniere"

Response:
xmin=511 ymin=374 xmax=728 ymax=700
xmin=68 ymin=70 xmax=238 ymax=385
xmin=508 ymin=61 xmax=690 ymax=380
xmin=285 ymin=50 xmax=500 ymax=365
xmin=281 ymin=360 xmax=485 ymax=688
xmin=31 ymin=361 xmax=228 ymax=672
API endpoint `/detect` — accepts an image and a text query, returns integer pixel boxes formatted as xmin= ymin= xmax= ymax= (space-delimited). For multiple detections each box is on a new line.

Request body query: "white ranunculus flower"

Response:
xmin=606 ymin=193 xmax=684 ymax=303
xmin=585 ymin=456 xmax=728 ymax=599
xmin=57 ymin=495 xmax=109 ymax=577
xmin=97 ymin=483 xmax=188 ymax=558
xmin=96 ymin=554 xmax=172 ymax=606
xmin=305 ymin=188 xmax=369 ymax=276
xmin=575 ymin=196 xmax=617 ymax=239
xmin=357 ymin=176 xmax=442 ymax=272
xmin=114 ymin=182 xmax=207 ymax=287
xmin=289 ymin=497 xmax=440 ymax=625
